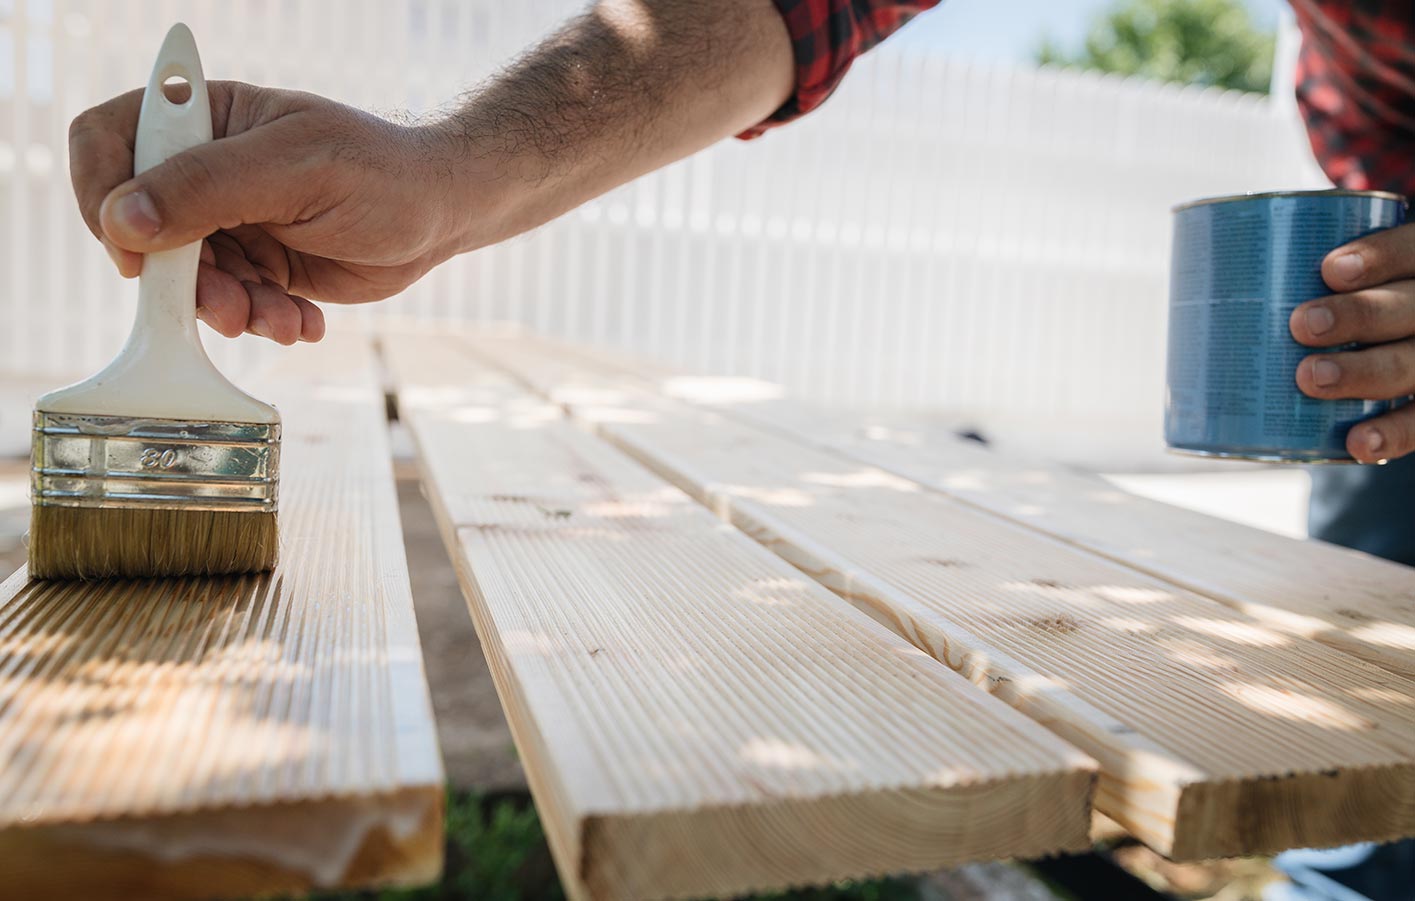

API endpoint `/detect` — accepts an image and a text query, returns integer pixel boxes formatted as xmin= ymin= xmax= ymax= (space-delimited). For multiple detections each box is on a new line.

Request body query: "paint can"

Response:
xmin=1165 ymin=189 xmax=1408 ymax=462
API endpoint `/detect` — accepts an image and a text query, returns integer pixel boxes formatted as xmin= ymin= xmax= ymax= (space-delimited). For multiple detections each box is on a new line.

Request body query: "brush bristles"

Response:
xmin=28 ymin=506 xmax=279 ymax=580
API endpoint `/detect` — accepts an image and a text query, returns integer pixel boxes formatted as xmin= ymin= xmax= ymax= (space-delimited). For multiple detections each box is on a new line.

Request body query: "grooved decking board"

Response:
xmin=0 ymin=336 xmax=443 ymax=900
xmin=382 ymin=333 xmax=1095 ymax=901
xmin=788 ymin=422 xmax=1415 ymax=677
xmin=546 ymin=338 xmax=1415 ymax=682
xmin=464 ymin=333 xmax=1415 ymax=861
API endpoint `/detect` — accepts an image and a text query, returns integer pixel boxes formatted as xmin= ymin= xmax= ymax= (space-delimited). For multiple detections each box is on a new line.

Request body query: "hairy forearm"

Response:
xmin=428 ymin=0 xmax=793 ymax=253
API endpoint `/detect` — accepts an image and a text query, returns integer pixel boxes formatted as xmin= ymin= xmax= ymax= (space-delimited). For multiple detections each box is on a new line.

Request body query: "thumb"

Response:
xmin=98 ymin=129 xmax=305 ymax=251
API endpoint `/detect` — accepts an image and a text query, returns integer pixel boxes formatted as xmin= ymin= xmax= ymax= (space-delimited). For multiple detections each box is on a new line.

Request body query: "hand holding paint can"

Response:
xmin=1165 ymin=190 xmax=1410 ymax=462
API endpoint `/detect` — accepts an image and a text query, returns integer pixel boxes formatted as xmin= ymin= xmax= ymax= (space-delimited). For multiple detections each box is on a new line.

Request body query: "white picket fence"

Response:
xmin=0 ymin=0 xmax=1328 ymax=462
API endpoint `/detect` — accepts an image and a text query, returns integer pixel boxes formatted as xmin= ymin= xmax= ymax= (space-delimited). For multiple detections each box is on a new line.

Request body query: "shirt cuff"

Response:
xmin=739 ymin=0 xmax=940 ymax=139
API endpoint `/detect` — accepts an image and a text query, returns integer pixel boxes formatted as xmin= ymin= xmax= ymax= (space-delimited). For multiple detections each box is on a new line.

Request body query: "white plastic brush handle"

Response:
xmin=37 ymin=23 xmax=277 ymax=425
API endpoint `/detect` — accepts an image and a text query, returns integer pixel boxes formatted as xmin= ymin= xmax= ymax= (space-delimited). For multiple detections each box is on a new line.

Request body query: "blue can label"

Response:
xmin=1166 ymin=190 xmax=1408 ymax=461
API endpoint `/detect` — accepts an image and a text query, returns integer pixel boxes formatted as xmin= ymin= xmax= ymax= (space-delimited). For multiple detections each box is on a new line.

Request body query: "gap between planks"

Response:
xmin=381 ymin=332 xmax=1095 ymax=901
xmin=0 ymin=334 xmax=444 ymax=900
xmin=460 ymin=331 xmax=1415 ymax=862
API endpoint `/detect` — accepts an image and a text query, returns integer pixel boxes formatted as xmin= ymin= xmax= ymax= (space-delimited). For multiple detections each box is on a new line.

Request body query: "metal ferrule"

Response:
xmin=31 ymin=412 xmax=280 ymax=513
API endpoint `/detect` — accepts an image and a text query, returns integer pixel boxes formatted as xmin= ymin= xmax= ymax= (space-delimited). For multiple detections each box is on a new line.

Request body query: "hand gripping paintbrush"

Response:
xmin=28 ymin=24 xmax=280 ymax=580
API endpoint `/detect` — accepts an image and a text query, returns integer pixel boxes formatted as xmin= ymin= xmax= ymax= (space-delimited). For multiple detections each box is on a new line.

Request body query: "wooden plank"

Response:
xmin=382 ymin=333 xmax=1096 ymax=901
xmin=466 ymin=333 xmax=1415 ymax=861
xmin=549 ymin=338 xmax=1415 ymax=681
xmin=0 ymin=335 xmax=444 ymax=900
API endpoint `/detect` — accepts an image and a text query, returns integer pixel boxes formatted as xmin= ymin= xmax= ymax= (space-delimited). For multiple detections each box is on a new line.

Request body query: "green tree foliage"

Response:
xmin=1036 ymin=0 xmax=1276 ymax=94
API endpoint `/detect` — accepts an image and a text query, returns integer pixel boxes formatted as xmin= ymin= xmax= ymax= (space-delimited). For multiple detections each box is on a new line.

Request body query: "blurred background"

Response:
xmin=0 ymin=0 xmax=1324 ymax=465
xmin=0 ymin=0 xmax=1332 ymax=898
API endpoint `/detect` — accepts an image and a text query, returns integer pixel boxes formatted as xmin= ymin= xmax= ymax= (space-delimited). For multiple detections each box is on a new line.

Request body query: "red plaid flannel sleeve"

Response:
xmin=1291 ymin=0 xmax=1415 ymax=198
xmin=740 ymin=0 xmax=941 ymax=138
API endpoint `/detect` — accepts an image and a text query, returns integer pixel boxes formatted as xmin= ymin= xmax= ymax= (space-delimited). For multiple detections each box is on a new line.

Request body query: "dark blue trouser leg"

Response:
xmin=1308 ymin=454 xmax=1415 ymax=566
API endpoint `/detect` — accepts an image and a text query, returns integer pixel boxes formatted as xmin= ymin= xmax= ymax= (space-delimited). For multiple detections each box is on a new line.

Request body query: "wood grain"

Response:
xmin=0 ymin=335 xmax=444 ymax=899
xmin=383 ymin=333 xmax=1095 ymax=901
xmin=551 ymin=338 xmax=1415 ymax=682
xmin=467 ymin=332 xmax=1415 ymax=861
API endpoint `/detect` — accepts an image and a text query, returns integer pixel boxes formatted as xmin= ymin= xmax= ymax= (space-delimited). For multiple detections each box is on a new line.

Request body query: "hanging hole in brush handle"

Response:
xmin=131 ymin=24 xmax=212 ymax=348
xmin=135 ymin=26 xmax=211 ymax=176
xmin=36 ymin=22 xmax=277 ymax=423
xmin=161 ymin=74 xmax=193 ymax=106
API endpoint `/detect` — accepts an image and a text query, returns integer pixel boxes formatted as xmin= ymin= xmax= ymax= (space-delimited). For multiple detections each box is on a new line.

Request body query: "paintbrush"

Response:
xmin=28 ymin=23 xmax=280 ymax=580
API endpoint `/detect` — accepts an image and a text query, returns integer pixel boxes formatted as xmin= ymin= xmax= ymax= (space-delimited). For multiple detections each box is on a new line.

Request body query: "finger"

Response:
xmin=290 ymin=295 xmax=326 ymax=342
xmin=1346 ymin=403 xmax=1415 ymax=463
xmin=200 ymin=239 xmax=215 ymax=265
xmin=98 ymin=118 xmax=317 ymax=253
xmin=1296 ymin=337 xmax=1415 ymax=401
xmin=196 ymin=262 xmax=251 ymax=338
xmin=244 ymin=280 xmax=304 ymax=345
xmin=68 ymin=88 xmax=145 ymax=241
xmin=69 ymin=82 xmax=238 ymax=244
xmin=226 ymin=224 xmax=292 ymax=287
xmin=1290 ymin=280 xmax=1415 ymax=346
xmin=1323 ymin=221 xmax=1415 ymax=293
xmin=207 ymin=231 xmax=263 ymax=284
xmin=102 ymin=237 xmax=142 ymax=278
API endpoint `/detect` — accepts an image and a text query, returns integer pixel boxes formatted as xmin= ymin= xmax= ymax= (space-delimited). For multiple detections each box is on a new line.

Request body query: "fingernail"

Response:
xmin=195 ymin=306 xmax=212 ymax=326
xmin=111 ymin=190 xmax=161 ymax=238
xmin=1304 ymin=305 xmax=1335 ymax=336
xmin=249 ymin=317 xmax=273 ymax=340
xmin=1313 ymin=359 xmax=1341 ymax=387
xmin=1331 ymin=252 xmax=1364 ymax=283
xmin=1366 ymin=430 xmax=1384 ymax=457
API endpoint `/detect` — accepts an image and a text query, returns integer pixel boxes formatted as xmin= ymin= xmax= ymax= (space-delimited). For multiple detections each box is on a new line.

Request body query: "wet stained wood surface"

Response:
xmin=0 ymin=336 xmax=443 ymax=899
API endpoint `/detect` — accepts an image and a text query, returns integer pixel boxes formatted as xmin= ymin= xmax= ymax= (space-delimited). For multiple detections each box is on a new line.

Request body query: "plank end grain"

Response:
xmin=577 ymin=771 xmax=1096 ymax=901
xmin=1170 ymin=763 xmax=1415 ymax=860
xmin=0 ymin=790 xmax=442 ymax=900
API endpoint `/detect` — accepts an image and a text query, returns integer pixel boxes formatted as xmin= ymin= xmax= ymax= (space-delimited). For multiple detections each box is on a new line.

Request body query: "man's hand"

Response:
xmin=68 ymin=0 xmax=793 ymax=346
xmin=1291 ymin=223 xmax=1415 ymax=462
xmin=69 ymin=82 xmax=480 ymax=344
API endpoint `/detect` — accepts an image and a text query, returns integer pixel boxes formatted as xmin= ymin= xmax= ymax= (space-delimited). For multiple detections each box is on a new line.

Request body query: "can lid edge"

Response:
xmin=1172 ymin=188 xmax=1407 ymax=213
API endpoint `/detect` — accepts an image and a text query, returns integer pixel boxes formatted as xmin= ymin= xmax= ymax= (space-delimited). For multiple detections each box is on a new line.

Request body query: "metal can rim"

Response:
xmin=1166 ymin=446 xmax=1358 ymax=464
xmin=1172 ymin=188 xmax=1407 ymax=214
